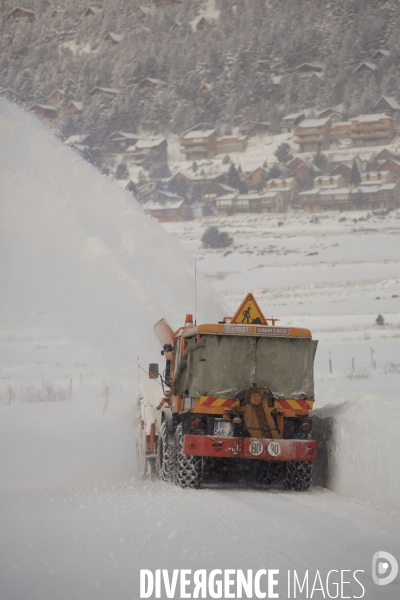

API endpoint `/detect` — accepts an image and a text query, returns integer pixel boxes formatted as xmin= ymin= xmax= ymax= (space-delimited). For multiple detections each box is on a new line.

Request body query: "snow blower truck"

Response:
xmin=136 ymin=293 xmax=317 ymax=490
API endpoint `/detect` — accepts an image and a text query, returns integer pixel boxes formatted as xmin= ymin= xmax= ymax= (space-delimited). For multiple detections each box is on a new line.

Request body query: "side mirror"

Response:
xmin=149 ymin=363 xmax=159 ymax=379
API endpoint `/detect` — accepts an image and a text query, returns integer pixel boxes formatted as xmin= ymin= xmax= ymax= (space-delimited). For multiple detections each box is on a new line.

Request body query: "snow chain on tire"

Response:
xmin=284 ymin=460 xmax=312 ymax=491
xmin=175 ymin=423 xmax=203 ymax=489
xmin=156 ymin=420 xmax=176 ymax=483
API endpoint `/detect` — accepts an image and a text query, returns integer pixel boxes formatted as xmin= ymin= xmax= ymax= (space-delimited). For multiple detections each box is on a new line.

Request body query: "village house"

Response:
xmin=353 ymin=183 xmax=399 ymax=210
xmin=308 ymin=72 xmax=324 ymax=84
xmin=374 ymin=148 xmax=400 ymax=163
xmin=239 ymin=121 xmax=270 ymax=136
xmin=245 ymin=167 xmax=268 ymax=190
xmin=329 ymin=162 xmax=353 ymax=184
xmin=139 ymin=77 xmax=166 ymax=89
xmin=125 ymin=138 xmax=168 ymax=164
xmin=372 ymin=96 xmax=400 ymax=117
xmin=64 ymin=134 xmax=95 ymax=151
xmin=297 ymin=188 xmax=322 ymax=212
xmin=294 ymin=63 xmax=323 ymax=80
xmin=203 ymin=183 xmax=235 ymax=206
xmin=370 ymin=49 xmax=391 ymax=64
xmin=354 ymin=62 xmax=377 ymax=80
xmin=89 ymin=87 xmax=119 ymax=102
xmin=144 ymin=191 xmax=192 ymax=222
xmin=197 ymin=83 xmax=213 ymax=104
xmin=313 ymin=174 xmax=346 ymax=188
xmin=137 ymin=182 xmax=157 ymax=203
xmin=282 ymin=112 xmax=305 ymax=133
xmin=9 ymin=7 xmax=35 ymax=19
xmin=287 ymin=159 xmax=318 ymax=189
xmin=328 ymin=154 xmax=363 ymax=171
xmin=265 ymin=177 xmax=299 ymax=203
xmin=134 ymin=6 xmax=151 ymax=17
xmin=104 ymin=32 xmax=124 ymax=45
xmin=216 ymin=135 xmax=248 ymax=154
xmin=318 ymin=108 xmax=342 ymax=122
xmin=330 ymin=121 xmax=352 ymax=147
xmin=294 ymin=117 xmax=331 ymax=152
xmin=195 ymin=17 xmax=208 ymax=30
xmin=84 ymin=7 xmax=102 ymax=17
xmin=190 ymin=172 xmax=228 ymax=193
xmin=361 ymin=171 xmax=393 ymax=185
xmin=28 ymin=104 xmax=58 ymax=127
xmin=319 ymin=187 xmax=353 ymax=211
xmin=65 ymin=101 xmax=83 ymax=116
xmin=106 ymin=132 xmax=140 ymax=153
xmin=350 ymin=114 xmax=395 ymax=147
xmin=181 ymin=129 xmax=217 ymax=160
xmin=377 ymin=158 xmax=400 ymax=180
xmin=215 ymin=190 xmax=284 ymax=216
xmin=48 ymin=89 xmax=64 ymax=105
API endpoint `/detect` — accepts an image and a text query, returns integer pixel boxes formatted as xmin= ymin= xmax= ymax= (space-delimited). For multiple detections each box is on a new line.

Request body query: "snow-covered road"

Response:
xmin=1 ymin=481 xmax=399 ymax=600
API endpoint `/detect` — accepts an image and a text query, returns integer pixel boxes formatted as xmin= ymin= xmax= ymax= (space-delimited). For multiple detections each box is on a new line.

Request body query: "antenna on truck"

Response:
xmin=194 ymin=257 xmax=197 ymax=326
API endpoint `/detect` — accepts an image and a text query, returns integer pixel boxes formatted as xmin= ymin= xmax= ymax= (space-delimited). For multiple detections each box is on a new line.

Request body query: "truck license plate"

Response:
xmin=214 ymin=421 xmax=233 ymax=436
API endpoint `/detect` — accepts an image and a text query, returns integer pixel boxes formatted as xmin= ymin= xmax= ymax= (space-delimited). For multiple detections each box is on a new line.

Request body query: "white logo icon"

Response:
xmin=372 ymin=551 xmax=398 ymax=585
xmin=268 ymin=442 xmax=281 ymax=457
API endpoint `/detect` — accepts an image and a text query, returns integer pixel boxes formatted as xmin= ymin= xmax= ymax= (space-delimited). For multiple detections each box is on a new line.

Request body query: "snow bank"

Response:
xmin=312 ymin=394 xmax=400 ymax=513
xmin=0 ymin=99 xmax=225 ymax=487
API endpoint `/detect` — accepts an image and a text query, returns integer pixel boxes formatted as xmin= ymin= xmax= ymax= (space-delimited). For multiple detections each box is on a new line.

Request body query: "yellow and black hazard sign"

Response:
xmin=230 ymin=293 xmax=267 ymax=325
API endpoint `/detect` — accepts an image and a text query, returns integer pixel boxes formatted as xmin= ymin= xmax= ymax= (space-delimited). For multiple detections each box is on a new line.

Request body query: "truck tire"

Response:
xmin=284 ymin=461 xmax=312 ymax=491
xmin=175 ymin=424 xmax=202 ymax=489
xmin=156 ymin=420 xmax=176 ymax=482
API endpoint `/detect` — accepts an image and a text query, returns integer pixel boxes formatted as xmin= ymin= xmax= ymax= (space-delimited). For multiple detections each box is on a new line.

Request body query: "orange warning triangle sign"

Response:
xmin=230 ymin=293 xmax=267 ymax=325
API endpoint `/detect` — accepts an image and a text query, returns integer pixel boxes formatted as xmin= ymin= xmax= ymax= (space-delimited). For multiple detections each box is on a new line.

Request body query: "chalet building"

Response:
xmin=294 ymin=64 xmax=323 ymax=79
xmin=144 ymin=193 xmax=192 ymax=222
xmin=372 ymin=96 xmax=400 ymax=117
xmin=107 ymin=131 xmax=140 ymax=153
xmin=318 ymin=108 xmax=342 ymax=122
xmin=361 ymin=171 xmax=393 ymax=185
xmin=48 ymin=89 xmax=64 ymax=105
xmin=89 ymin=87 xmax=119 ymax=102
xmin=190 ymin=172 xmax=228 ymax=193
xmin=125 ymin=138 xmax=168 ymax=164
xmin=216 ymin=135 xmax=248 ymax=154
xmin=354 ymin=62 xmax=377 ymax=79
xmin=294 ymin=117 xmax=331 ymax=152
xmin=84 ymin=7 xmax=102 ymax=17
xmin=195 ymin=17 xmax=208 ymax=30
xmin=239 ymin=121 xmax=270 ymax=136
xmin=308 ymin=72 xmax=324 ymax=84
xmin=134 ymin=6 xmax=151 ymax=17
xmin=282 ymin=112 xmax=305 ymax=133
xmin=181 ymin=129 xmax=217 ymax=160
xmin=297 ymin=188 xmax=322 ymax=212
xmin=215 ymin=192 xmax=237 ymax=216
xmin=374 ymin=148 xmax=400 ymax=163
xmin=65 ymin=100 xmax=83 ymax=115
xmin=319 ymin=187 xmax=352 ymax=211
xmin=105 ymin=32 xmax=124 ymax=45
xmin=370 ymin=49 xmax=390 ymax=64
xmin=215 ymin=191 xmax=285 ymax=216
xmin=138 ymin=182 xmax=156 ymax=203
xmin=313 ymin=174 xmax=346 ymax=188
xmin=168 ymin=170 xmax=194 ymax=185
xmin=353 ymin=183 xmax=399 ymax=210
xmin=350 ymin=113 xmax=395 ymax=147
xmin=203 ymin=183 xmax=235 ymax=205
xmin=198 ymin=83 xmax=213 ymax=104
xmin=329 ymin=162 xmax=353 ymax=183
xmin=0 ymin=88 xmax=24 ymax=103
xmin=152 ymin=0 xmax=181 ymax=8
xmin=286 ymin=158 xmax=318 ymax=188
xmin=9 ymin=7 xmax=35 ymax=19
xmin=245 ymin=166 xmax=268 ymax=190
xmin=328 ymin=154 xmax=363 ymax=171
xmin=330 ymin=121 xmax=352 ymax=145
xmin=265 ymin=177 xmax=299 ymax=202
xmin=378 ymin=158 xmax=400 ymax=180
xmin=139 ymin=77 xmax=166 ymax=89
xmin=28 ymin=104 xmax=58 ymax=127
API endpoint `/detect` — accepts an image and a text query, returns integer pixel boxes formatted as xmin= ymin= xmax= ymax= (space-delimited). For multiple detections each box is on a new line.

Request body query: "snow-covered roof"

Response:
xmin=268 ymin=177 xmax=295 ymax=184
xmin=373 ymin=96 xmax=400 ymax=110
xmin=9 ymin=7 xmax=35 ymax=16
xmin=106 ymin=33 xmax=124 ymax=43
xmin=217 ymin=193 xmax=236 ymax=201
xmin=354 ymin=62 xmax=377 ymax=72
xmin=272 ymin=75 xmax=282 ymax=85
xmin=134 ymin=138 xmax=165 ymax=150
xmin=298 ymin=188 xmax=321 ymax=196
xmin=283 ymin=112 xmax=305 ymax=121
xmin=200 ymin=82 xmax=213 ymax=91
xmin=158 ymin=191 xmax=182 ymax=200
xmin=297 ymin=117 xmax=331 ymax=128
xmin=330 ymin=154 xmax=361 ymax=163
xmin=65 ymin=134 xmax=91 ymax=145
xmin=320 ymin=187 xmax=350 ymax=196
xmin=183 ymin=129 xmax=216 ymax=139
xmin=141 ymin=77 xmax=166 ymax=85
xmin=216 ymin=135 xmax=247 ymax=142
xmin=371 ymin=49 xmax=390 ymax=59
xmin=89 ymin=87 xmax=119 ymax=95
xmin=314 ymin=174 xmax=343 ymax=182
xmin=67 ymin=101 xmax=83 ymax=110
xmin=145 ymin=199 xmax=184 ymax=210
xmin=85 ymin=6 xmax=102 ymax=15
xmin=135 ymin=5 xmax=151 ymax=14
xmin=353 ymin=113 xmax=394 ymax=122
xmin=28 ymin=104 xmax=58 ymax=112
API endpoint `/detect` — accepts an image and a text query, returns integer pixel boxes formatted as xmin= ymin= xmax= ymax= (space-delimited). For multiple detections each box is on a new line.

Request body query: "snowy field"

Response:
xmin=1 ymin=99 xmax=400 ymax=600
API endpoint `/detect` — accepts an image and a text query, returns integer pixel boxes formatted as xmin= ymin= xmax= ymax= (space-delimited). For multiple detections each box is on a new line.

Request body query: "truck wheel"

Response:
xmin=284 ymin=461 xmax=312 ymax=491
xmin=258 ymin=461 xmax=284 ymax=485
xmin=175 ymin=424 xmax=202 ymax=489
xmin=156 ymin=420 xmax=176 ymax=482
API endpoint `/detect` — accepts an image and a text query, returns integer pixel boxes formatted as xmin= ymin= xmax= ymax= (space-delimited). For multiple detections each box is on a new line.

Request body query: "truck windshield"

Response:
xmin=171 ymin=334 xmax=317 ymax=399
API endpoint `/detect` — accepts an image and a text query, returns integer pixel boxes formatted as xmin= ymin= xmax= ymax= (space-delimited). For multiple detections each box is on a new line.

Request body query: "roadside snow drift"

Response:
xmin=0 ymin=99 xmax=224 ymax=487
